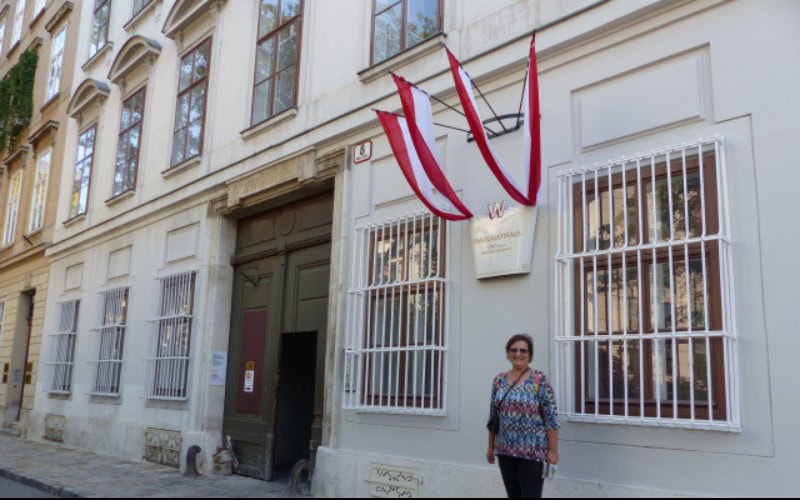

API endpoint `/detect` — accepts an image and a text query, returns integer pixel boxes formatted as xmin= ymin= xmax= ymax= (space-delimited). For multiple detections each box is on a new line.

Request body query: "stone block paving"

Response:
xmin=0 ymin=434 xmax=307 ymax=498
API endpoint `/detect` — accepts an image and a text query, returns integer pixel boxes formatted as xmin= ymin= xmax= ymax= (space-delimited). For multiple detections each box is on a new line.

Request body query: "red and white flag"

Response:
xmin=375 ymin=110 xmax=471 ymax=221
xmin=447 ymin=34 xmax=542 ymax=206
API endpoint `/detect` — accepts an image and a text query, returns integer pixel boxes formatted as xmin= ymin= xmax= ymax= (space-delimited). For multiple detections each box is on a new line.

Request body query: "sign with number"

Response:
xmin=353 ymin=140 xmax=372 ymax=164
xmin=244 ymin=370 xmax=255 ymax=393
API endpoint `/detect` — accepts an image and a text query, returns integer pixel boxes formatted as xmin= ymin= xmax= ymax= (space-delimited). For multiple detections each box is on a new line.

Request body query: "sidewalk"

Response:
xmin=0 ymin=433 xmax=307 ymax=498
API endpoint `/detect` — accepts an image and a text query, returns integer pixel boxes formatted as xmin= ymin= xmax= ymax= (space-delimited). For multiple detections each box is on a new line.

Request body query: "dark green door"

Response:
xmin=224 ymin=192 xmax=333 ymax=481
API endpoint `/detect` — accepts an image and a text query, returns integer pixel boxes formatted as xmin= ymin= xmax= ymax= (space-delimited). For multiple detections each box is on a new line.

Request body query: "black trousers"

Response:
xmin=497 ymin=455 xmax=545 ymax=499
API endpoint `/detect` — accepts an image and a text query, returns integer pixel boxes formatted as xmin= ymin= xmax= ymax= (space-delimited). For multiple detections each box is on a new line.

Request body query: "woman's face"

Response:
xmin=507 ymin=339 xmax=531 ymax=369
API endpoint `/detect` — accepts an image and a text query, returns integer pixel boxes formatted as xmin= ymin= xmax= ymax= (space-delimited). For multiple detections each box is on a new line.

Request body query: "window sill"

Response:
xmin=29 ymin=9 xmax=46 ymax=29
xmin=89 ymin=394 xmax=123 ymax=405
xmin=145 ymin=398 xmax=189 ymax=410
xmin=7 ymin=41 xmax=21 ymax=58
xmin=240 ymin=107 xmax=298 ymax=141
xmin=24 ymin=228 xmax=43 ymax=239
xmin=40 ymin=93 xmax=61 ymax=114
xmin=47 ymin=391 xmax=72 ymax=400
xmin=358 ymin=33 xmax=448 ymax=84
xmin=105 ymin=190 xmax=135 ymax=206
xmin=124 ymin=0 xmax=160 ymax=32
xmin=62 ymin=213 xmax=86 ymax=227
xmin=162 ymin=155 xmax=201 ymax=178
xmin=82 ymin=42 xmax=113 ymax=72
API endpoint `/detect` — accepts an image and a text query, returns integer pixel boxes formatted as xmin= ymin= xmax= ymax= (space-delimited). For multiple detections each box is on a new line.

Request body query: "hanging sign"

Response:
xmin=244 ymin=360 xmax=255 ymax=393
xmin=470 ymin=204 xmax=537 ymax=279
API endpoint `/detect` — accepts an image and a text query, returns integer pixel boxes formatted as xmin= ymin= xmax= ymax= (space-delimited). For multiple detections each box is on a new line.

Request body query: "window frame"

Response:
xmin=46 ymin=24 xmax=66 ymax=101
xmin=145 ymin=271 xmax=196 ymax=401
xmin=0 ymin=17 xmax=7 ymax=58
xmin=112 ymin=86 xmax=146 ymax=198
xmin=3 ymin=169 xmax=24 ymax=247
xmin=91 ymin=287 xmax=128 ymax=396
xmin=89 ymin=0 xmax=111 ymax=59
xmin=69 ymin=124 xmax=97 ymax=219
xmin=170 ymin=37 xmax=211 ymax=167
xmin=47 ymin=300 xmax=80 ymax=394
xmin=251 ymin=0 xmax=303 ymax=126
xmin=343 ymin=212 xmax=449 ymax=415
xmin=370 ymin=0 xmax=443 ymax=65
xmin=132 ymin=0 xmax=153 ymax=18
xmin=28 ymin=147 xmax=51 ymax=233
xmin=12 ymin=0 xmax=25 ymax=46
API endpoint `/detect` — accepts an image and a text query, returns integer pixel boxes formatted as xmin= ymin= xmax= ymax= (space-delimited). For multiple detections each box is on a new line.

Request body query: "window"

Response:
xmin=132 ymin=0 xmax=152 ymax=18
xmin=113 ymin=87 xmax=145 ymax=197
xmin=343 ymin=212 xmax=447 ymax=415
xmin=47 ymin=300 xmax=80 ymax=394
xmin=70 ymin=126 xmax=96 ymax=219
xmin=372 ymin=0 xmax=440 ymax=64
xmin=0 ymin=18 xmax=7 ymax=58
xmin=252 ymin=0 xmax=302 ymax=125
xmin=46 ymin=25 xmax=66 ymax=101
xmin=3 ymin=170 xmax=23 ymax=246
xmin=28 ymin=148 xmax=51 ymax=233
xmin=91 ymin=287 xmax=128 ymax=396
xmin=12 ymin=0 xmax=25 ymax=46
xmin=145 ymin=272 xmax=196 ymax=400
xmin=89 ymin=0 xmax=110 ymax=59
xmin=0 ymin=301 xmax=5 ymax=339
xmin=34 ymin=0 xmax=45 ymax=17
xmin=171 ymin=39 xmax=210 ymax=167
xmin=554 ymin=137 xmax=738 ymax=430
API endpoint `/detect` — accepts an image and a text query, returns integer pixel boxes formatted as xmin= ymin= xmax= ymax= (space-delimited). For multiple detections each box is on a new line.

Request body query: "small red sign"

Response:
xmin=353 ymin=140 xmax=373 ymax=164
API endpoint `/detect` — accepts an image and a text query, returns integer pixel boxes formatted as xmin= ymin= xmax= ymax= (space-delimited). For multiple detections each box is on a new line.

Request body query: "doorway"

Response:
xmin=2 ymin=290 xmax=35 ymax=428
xmin=223 ymin=193 xmax=332 ymax=481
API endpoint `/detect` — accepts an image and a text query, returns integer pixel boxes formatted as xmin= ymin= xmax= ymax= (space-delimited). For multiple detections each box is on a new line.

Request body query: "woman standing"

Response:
xmin=487 ymin=334 xmax=560 ymax=499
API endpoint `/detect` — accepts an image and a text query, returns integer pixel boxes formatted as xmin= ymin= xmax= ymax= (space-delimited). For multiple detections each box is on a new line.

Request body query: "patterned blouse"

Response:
xmin=490 ymin=370 xmax=560 ymax=462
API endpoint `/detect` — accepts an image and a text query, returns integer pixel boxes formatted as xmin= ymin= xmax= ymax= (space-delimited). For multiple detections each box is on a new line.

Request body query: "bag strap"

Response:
xmin=495 ymin=368 xmax=530 ymax=411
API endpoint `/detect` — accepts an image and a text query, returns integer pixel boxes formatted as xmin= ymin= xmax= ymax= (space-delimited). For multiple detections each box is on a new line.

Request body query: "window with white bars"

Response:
xmin=144 ymin=272 xmax=196 ymax=400
xmin=12 ymin=0 xmax=25 ymax=46
xmin=3 ymin=170 xmax=23 ymax=246
xmin=46 ymin=25 xmax=66 ymax=101
xmin=91 ymin=288 xmax=128 ymax=396
xmin=554 ymin=136 xmax=739 ymax=431
xmin=47 ymin=300 xmax=80 ymax=394
xmin=28 ymin=148 xmax=51 ymax=233
xmin=343 ymin=212 xmax=448 ymax=415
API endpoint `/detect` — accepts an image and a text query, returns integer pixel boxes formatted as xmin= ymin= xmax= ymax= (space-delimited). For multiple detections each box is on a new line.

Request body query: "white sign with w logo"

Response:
xmin=469 ymin=205 xmax=537 ymax=279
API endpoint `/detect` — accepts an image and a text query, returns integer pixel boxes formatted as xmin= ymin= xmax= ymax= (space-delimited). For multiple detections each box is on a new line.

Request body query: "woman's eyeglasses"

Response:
xmin=508 ymin=349 xmax=529 ymax=354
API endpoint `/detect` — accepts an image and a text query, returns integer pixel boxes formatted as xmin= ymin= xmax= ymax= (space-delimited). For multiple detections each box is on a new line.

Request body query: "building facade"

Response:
xmin=22 ymin=0 xmax=800 ymax=497
xmin=0 ymin=0 xmax=80 ymax=436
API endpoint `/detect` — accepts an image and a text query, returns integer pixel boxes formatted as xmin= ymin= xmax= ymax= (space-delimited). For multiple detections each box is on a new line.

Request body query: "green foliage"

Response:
xmin=0 ymin=50 xmax=39 ymax=151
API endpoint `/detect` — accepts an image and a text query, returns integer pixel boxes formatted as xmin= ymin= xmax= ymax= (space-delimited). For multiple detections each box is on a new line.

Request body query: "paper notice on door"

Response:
xmin=210 ymin=351 xmax=227 ymax=386
xmin=244 ymin=370 xmax=255 ymax=393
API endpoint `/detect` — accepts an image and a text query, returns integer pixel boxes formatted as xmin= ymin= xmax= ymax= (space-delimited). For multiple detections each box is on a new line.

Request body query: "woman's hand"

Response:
xmin=546 ymin=448 xmax=559 ymax=465
xmin=486 ymin=447 xmax=495 ymax=464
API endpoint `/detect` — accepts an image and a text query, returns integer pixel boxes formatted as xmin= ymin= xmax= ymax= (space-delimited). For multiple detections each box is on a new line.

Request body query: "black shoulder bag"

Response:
xmin=487 ymin=368 xmax=530 ymax=434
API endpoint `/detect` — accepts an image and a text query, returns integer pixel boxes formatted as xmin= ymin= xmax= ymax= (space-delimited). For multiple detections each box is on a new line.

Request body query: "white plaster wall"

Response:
xmin=31 ymin=199 xmax=236 ymax=468
xmin=315 ymin=0 xmax=800 ymax=497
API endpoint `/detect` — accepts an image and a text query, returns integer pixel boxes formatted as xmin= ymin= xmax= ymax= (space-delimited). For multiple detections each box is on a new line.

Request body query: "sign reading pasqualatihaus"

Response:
xmin=470 ymin=205 xmax=537 ymax=279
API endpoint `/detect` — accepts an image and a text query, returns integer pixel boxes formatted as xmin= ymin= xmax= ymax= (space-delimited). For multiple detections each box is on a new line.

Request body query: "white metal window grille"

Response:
xmin=343 ymin=212 xmax=448 ymax=416
xmin=554 ymin=136 xmax=739 ymax=431
xmin=90 ymin=287 xmax=128 ymax=396
xmin=89 ymin=0 xmax=110 ymax=59
xmin=144 ymin=272 xmax=196 ymax=400
xmin=28 ymin=148 xmax=51 ymax=233
xmin=34 ymin=0 xmax=45 ymax=17
xmin=46 ymin=25 xmax=66 ymax=101
xmin=3 ymin=170 xmax=23 ymax=246
xmin=70 ymin=126 xmax=96 ymax=219
xmin=46 ymin=300 xmax=80 ymax=394
xmin=0 ymin=19 xmax=7 ymax=58
xmin=12 ymin=0 xmax=25 ymax=46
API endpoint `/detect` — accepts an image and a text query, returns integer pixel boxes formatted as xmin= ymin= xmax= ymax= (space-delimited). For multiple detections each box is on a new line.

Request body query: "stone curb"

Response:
xmin=0 ymin=467 xmax=81 ymax=498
